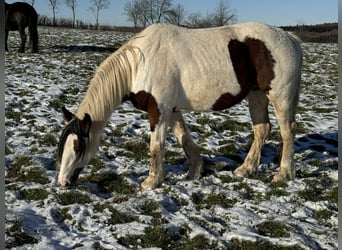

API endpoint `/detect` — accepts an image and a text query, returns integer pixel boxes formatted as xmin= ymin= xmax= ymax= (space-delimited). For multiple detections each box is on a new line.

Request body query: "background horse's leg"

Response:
xmin=171 ymin=111 xmax=203 ymax=179
xmin=141 ymin=117 xmax=168 ymax=191
xmin=18 ymin=27 xmax=27 ymax=53
xmin=234 ymin=89 xmax=271 ymax=177
xmin=5 ymin=30 xmax=9 ymax=51
xmin=29 ymin=17 xmax=38 ymax=52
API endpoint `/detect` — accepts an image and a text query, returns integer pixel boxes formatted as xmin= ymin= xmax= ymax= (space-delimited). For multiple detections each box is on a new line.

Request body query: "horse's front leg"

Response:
xmin=171 ymin=111 xmax=203 ymax=179
xmin=141 ymin=118 xmax=168 ymax=191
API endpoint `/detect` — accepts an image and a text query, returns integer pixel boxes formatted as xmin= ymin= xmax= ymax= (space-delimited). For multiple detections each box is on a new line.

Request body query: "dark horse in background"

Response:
xmin=5 ymin=2 xmax=38 ymax=53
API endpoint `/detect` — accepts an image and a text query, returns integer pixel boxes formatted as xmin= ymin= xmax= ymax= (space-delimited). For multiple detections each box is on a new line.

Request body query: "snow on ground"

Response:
xmin=5 ymin=27 xmax=338 ymax=249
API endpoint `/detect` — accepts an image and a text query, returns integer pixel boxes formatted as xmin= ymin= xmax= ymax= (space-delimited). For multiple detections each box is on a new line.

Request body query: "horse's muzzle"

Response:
xmin=58 ymin=167 xmax=83 ymax=187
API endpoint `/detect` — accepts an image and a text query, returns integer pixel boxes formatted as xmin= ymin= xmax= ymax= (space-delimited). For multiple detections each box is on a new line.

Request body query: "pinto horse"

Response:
xmin=5 ymin=2 xmax=39 ymax=53
xmin=56 ymin=22 xmax=302 ymax=191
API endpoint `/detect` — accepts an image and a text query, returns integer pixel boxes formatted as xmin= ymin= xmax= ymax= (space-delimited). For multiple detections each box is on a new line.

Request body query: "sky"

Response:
xmin=6 ymin=0 xmax=338 ymax=27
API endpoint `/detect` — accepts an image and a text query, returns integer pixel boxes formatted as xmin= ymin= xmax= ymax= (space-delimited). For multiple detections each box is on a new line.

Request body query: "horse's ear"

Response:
xmin=80 ymin=113 xmax=92 ymax=137
xmin=62 ymin=107 xmax=74 ymax=122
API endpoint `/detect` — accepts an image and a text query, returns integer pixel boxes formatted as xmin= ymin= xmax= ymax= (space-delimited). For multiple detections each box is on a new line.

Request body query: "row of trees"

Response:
xmin=124 ymin=0 xmax=236 ymax=28
xmin=25 ymin=0 xmax=236 ymax=30
xmin=26 ymin=0 xmax=110 ymax=29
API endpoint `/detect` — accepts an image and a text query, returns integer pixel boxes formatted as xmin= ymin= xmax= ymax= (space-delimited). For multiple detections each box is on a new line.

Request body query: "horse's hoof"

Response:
xmin=272 ymin=171 xmax=294 ymax=183
xmin=141 ymin=176 xmax=163 ymax=191
xmin=186 ymin=167 xmax=202 ymax=180
xmin=233 ymin=167 xmax=248 ymax=177
xmin=271 ymin=174 xmax=285 ymax=183
xmin=234 ymin=163 xmax=258 ymax=177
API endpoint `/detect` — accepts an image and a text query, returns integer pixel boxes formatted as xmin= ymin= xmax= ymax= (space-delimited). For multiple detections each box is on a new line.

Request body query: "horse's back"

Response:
xmin=132 ymin=22 xmax=301 ymax=79
xmin=6 ymin=2 xmax=38 ymax=23
xmin=129 ymin=22 xmax=301 ymax=110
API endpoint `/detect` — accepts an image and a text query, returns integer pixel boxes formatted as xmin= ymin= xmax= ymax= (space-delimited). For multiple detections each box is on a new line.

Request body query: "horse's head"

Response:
xmin=56 ymin=107 xmax=92 ymax=187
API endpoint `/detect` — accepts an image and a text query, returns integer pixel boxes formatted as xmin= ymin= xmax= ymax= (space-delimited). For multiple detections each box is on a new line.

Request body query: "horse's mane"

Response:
xmin=76 ymin=44 xmax=141 ymax=122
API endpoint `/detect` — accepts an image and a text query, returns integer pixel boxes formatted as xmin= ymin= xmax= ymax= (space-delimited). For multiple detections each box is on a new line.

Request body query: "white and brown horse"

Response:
xmin=56 ymin=22 xmax=302 ymax=191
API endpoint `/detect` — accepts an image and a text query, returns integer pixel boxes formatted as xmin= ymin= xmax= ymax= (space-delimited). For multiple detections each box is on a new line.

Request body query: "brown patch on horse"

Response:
xmin=212 ymin=38 xmax=275 ymax=111
xmin=212 ymin=39 xmax=255 ymax=111
xmin=245 ymin=37 xmax=275 ymax=92
xmin=126 ymin=91 xmax=160 ymax=131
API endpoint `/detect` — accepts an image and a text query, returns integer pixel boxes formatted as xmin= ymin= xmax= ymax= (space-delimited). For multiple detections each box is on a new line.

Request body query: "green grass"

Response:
xmin=202 ymin=192 xmax=237 ymax=209
xmin=79 ymin=171 xmax=136 ymax=197
xmin=93 ymin=203 xmax=138 ymax=225
xmin=5 ymin=219 xmax=38 ymax=248
xmin=20 ymin=188 xmax=49 ymax=201
xmin=57 ymin=190 xmax=92 ymax=205
xmin=298 ymin=175 xmax=337 ymax=203
xmin=256 ymin=220 xmax=291 ymax=238
xmin=183 ymin=234 xmax=219 ymax=250
xmin=7 ymin=156 xmax=50 ymax=184
xmin=233 ymin=181 xmax=263 ymax=201
xmin=229 ymin=237 xmax=304 ymax=250
xmin=5 ymin=110 xmax=21 ymax=122
xmin=39 ymin=133 xmax=58 ymax=146
xmin=140 ymin=200 xmax=163 ymax=225
xmin=116 ymin=140 xmax=149 ymax=162
xmin=119 ymin=224 xmax=219 ymax=249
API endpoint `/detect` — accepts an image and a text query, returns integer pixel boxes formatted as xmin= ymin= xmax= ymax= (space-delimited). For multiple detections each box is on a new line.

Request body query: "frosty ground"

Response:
xmin=5 ymin=27 xmax=338 ymax=249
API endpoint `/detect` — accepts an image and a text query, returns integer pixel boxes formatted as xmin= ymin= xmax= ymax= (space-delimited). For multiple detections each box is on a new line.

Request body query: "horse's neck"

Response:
xmin=75 ymin=58 xmax=131 ymax=158
xmin=75 ymin=77 xmax=121 ymax=148
xmin=74 ymin=45 xmax=138 ymax=159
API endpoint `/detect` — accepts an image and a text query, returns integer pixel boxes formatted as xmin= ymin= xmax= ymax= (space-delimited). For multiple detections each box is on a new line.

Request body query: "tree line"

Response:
xmin=24 ymin=0 xmax=236 ymax=30
xmin=123 ymin=0 xmax=236 ymax=29
xmin=26 ymin=0 xmax=110 ymax=29
xmin=281 ymin=23 xmax=338 ymax=43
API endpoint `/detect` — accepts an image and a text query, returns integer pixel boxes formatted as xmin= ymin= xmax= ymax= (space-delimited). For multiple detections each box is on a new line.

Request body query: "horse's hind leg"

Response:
xmin=234 ymin=89 xmax=271 ymax=177
xmin=271 ymin=98 xmax=297 ymax=183
xmin=171 ymin=111 xmax=203 ymax=179
xmin=29 ymin=26 xmax=38 ymax=53
xmin=18 ymin=27 xmax=26 ymax=53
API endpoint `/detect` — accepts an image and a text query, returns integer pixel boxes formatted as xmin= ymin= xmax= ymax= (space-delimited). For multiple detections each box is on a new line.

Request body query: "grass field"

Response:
xmin=5 ymin=26 xmax=338 ymax=249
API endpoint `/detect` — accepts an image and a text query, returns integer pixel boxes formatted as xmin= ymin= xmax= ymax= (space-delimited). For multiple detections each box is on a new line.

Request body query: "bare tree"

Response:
xmin=164 ymin=3 xmax=185 ymax=25
xmin=155 ymin=0 xmax=173 ymax=23
xmin=137 ymin=0 xmax=150 ymax=26
xmin=139 ymin=0 xmax=173 ymax=25
xmin=187 ymin=12 xmax=212 ymax=28
xmin=48 ymin=0 xmax=59 ymax=26
xmin=187 ymin=0 xmax=236 ymax=28
xmin=65 ymin=0 xmax=77 ymax=28
xmin=210 ymin=0 xmax=236 ymax=26
xmin=88 ymin=0 xmax=110 ymax=30
xmin=124 ymin=0 xmax=176 ymax=27
xmin=124 ymin=0 xmax=141 ymax=29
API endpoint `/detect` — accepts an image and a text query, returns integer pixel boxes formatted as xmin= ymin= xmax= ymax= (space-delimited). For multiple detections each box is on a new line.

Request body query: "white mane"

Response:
xmin=76 ymin=44 xmax=141 ymax=123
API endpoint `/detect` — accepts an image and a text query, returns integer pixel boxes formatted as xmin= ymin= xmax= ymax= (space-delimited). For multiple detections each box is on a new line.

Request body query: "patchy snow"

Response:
xmin=5 ymin=27 xmax=338 ymax=249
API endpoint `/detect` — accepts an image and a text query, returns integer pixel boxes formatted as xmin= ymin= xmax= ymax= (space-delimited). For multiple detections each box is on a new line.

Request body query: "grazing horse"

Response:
xmin=56 ymin=22 xmax=302 ymax=191
xmin=5 ymin=2 xmax=38 ymax=53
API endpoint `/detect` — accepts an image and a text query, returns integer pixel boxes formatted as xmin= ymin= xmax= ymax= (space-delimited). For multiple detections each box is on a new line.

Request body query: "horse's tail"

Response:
xmin=28 ymin=8 xmax=39 ymax=52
